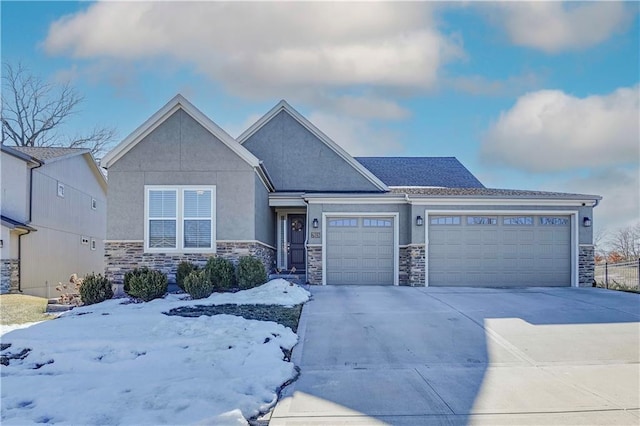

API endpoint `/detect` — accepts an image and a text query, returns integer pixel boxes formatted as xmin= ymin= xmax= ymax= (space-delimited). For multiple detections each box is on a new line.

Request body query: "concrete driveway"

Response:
xmin=269 ymin=286 xmax=640 ymax=425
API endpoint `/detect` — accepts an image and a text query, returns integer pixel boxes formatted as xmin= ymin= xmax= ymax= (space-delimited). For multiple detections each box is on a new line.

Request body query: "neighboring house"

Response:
xmin=101 ymin=95 xmax=600 ymax=288
xmin=1 ymin=145 xmax=107 ymax=297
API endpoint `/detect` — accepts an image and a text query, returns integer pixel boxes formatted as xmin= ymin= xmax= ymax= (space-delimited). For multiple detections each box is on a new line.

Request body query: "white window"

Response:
xmin=145 ymin=186 xmax=215 ymax=252
xmin=91 ymin=198 xmax=97 ymax=210
xmin=57 ymin=182 xmax=65 ymax=198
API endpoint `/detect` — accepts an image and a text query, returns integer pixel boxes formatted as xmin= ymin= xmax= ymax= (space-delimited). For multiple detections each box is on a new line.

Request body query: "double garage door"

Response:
xmin=324 ymin=213 xmax=572 ymax=287
xmin=326 ymin=216 xmax=395 ymax=285
xmin=429 ymin=214 xmax=572 ymax=287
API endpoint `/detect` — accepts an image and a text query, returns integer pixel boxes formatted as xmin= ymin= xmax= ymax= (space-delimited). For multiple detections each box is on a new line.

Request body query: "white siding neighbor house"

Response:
xmin=1 ymin=145 xmax=107 ymax=298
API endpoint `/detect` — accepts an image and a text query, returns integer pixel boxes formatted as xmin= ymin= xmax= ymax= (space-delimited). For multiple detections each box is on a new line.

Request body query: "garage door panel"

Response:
xmin=327 ymin=216 xmax=395 ymax=285
xmin=429 ymin=214 xmax=571 ymax=287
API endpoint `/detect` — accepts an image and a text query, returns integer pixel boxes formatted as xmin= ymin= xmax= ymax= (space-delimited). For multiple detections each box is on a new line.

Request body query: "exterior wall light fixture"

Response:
xmin=416 ymin=215 xmax=424 ymax=226
xmin=583 ymin=217 xmax=592 ymax=227
xmin=312 ymin=218 xmax=319 ymax=228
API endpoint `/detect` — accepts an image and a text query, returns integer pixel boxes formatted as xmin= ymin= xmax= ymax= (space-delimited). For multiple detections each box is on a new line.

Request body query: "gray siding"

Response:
xmin=107 ymin=109 xmax=257 ymax=242
xmin=242 ymin=111 xmax=380 ymax=192
xmin=254 ymin=176 xmax=275 ymax=247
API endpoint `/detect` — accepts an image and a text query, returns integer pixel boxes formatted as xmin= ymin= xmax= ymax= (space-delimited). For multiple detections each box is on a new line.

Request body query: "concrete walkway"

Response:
xmin=269 ymin=286 xmax=640 ymax=425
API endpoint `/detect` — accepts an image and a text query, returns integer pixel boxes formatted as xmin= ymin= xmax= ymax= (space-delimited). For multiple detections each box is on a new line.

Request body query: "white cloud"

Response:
xmin=481 ymin=86 xmax=640 ymax=172
xmin=491 ymin=2 xmax=633 ymax=53
xmin=44 ymin=2 xmax=462 ymax=93
xmin=308 ymin=112 xmax=403 ymax=157
xmin=559 ymin=167 xmax=640 ymax=232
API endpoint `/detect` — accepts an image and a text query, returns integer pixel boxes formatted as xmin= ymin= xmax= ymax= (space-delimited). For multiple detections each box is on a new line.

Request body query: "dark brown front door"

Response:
xmin=287 ymin=214 xmax=306 ymax=272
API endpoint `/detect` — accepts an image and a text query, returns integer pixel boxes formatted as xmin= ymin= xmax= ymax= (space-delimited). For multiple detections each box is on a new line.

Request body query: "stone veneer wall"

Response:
xmin=399 ymin=247 xmax=410 ymax=286
xmin=306 ymin=246 xmax=322 ymax=285
xmin=1 ymin=259 xmax=19 ymax=294
xmin=105 ymin=241 xmax=275 ymax=285
xmin=578 ymin=245 xmax=595 ymax=287
xmin=407 ymin=244 xmax=426 ymax=287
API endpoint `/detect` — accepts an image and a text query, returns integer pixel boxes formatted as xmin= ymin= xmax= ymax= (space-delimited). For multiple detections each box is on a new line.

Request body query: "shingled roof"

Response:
xmin=355 ymin=157 xmax=484 ymax=188
xmin=11 ymin=146 xmax=90 ymax=162
xmin=390 ymin=186 xmax=602 ymax=200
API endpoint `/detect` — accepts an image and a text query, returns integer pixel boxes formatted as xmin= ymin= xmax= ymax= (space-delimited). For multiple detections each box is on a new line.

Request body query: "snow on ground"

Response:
xmin=1 ymin=280 xmax=310 ymax=425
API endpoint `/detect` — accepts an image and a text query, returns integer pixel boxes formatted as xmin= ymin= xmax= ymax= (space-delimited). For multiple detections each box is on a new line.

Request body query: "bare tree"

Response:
xmin=608 ymin=223 xmax=640 ymax=261
xmin=1 ymin=62 xmax=116 ymax=157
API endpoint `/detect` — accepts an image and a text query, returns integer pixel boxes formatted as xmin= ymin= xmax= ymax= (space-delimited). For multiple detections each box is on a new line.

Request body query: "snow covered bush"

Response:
xmin=236 ymin=256 xmax=267 ymax=290
xmin=80 ymin=273 xmax=113 ymax=305
xmin=123 ymin=266 xmax=150 ymax=295
xmin=184 ymin=270 xmax=214 ymax=299
xmin=176 ymin=261 xmax=198 ymax=290
xmin=205 ymin=257 xmax=235 ymax=290
xmin=127 ymin=269 xmax=167 ymax=302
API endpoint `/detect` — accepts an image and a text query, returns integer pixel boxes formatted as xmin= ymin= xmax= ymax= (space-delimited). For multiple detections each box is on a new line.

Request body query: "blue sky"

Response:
xmin=2 ymin=1 xmax=639 ymax=234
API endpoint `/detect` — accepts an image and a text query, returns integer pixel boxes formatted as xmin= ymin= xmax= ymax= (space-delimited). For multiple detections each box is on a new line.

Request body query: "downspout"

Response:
xmin=28 ymin=159 xmax=43 ymax=222
xmin=18 ymin=159 xmax=42 ymax=292
xmin=304 ymin=197 xmax=310 ymax=284
xmin=17 ymin=229 xmax=32 ymax=293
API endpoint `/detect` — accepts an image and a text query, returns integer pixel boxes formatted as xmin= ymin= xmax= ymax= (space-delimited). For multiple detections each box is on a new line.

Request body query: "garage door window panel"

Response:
xmin=503 ymin=216 xmax=533 ymax=225
xmin=540 ymin=217 xmax=569 ymax=226
xmin=431 ymin=216 xmax=461 ymax=225
xmin=467 ymin=216 xmax=497 ymax=225
xmin=329 ymin=218 xmax=358 ymax=227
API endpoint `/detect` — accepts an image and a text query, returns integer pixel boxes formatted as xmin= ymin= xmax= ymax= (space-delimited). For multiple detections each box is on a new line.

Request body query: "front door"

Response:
xmin=287 ymin=214 xmax=306 ymax=272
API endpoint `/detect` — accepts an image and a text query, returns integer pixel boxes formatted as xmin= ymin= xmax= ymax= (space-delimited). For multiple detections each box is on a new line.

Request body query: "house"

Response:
xmin=1 ymin=145 xmax=107 ymax=297
xmin=101 ymin=95 xmax=600 ymax=288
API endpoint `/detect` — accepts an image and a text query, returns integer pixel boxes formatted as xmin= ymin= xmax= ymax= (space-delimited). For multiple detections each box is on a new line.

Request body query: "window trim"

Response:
xmin=144 ymin=185 xmax=216 ymax=253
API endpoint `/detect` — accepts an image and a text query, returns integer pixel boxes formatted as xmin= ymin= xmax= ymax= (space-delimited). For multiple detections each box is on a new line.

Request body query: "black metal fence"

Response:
xmin=594 ymin=259 xmax=640 ymax=292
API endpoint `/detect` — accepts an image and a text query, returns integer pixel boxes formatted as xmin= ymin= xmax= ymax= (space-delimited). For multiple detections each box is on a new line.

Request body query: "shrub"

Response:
xmin=184 ymin=270 xmax=214 ymax=299
xmin=236 ymin=256 xmax=267 ymax=290
xmin=127 ymin=269 xmax=168 ymax=302
xmin=123 ymin=267 xmax=150 ymax=295
xmin=80 ymin=273 xmax=113 ymax=305
xmin=205 ymin=257 xmax=235 ymax=291
xmin=176 ymin=261 xmax=198 ymax=290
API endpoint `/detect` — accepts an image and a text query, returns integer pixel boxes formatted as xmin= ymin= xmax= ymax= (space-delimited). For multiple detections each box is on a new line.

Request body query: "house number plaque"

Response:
xmin=310 ymin=232 xmax=321 ymax=238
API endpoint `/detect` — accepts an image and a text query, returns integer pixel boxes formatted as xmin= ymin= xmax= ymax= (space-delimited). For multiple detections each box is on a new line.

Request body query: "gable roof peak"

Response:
xmin=101 ymin=94 xmax=261 ymax=169
xmin=237 ymin=100 xmax=388 ymax=191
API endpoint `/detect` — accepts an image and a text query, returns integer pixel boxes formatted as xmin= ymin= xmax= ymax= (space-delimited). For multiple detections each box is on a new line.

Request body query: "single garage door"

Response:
xmin=326 ymin=216 xmax=394 ymax=285
xmin=428 ymin=214 xmax=571 ymax=287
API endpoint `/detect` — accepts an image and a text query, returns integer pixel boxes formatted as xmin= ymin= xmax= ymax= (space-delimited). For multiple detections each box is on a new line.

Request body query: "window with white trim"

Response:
xmin=145 ymin=186 xmax=215 ymax=251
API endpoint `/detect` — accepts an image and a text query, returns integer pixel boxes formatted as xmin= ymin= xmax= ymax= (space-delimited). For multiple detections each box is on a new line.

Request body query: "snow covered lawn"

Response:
xmin=1 ymin=279 xmax=310 ymax=425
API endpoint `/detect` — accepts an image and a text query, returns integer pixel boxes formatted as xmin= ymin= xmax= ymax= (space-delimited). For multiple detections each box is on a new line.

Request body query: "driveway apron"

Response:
xmin=269 ymin=286 xmax=640 ymax=425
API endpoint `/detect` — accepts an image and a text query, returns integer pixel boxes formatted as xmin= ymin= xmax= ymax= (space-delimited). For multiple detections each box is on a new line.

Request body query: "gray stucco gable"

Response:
xmin=241 ymin=109 xmax=384 ymax=192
